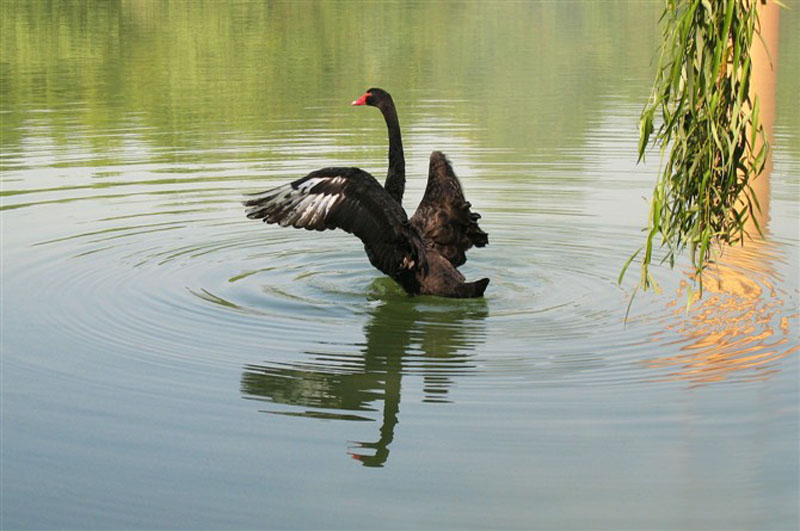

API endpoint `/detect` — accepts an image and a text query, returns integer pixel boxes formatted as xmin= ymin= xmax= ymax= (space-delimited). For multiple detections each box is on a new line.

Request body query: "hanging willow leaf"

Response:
xmin=621 ymin=0 xmax=770 ymax=302
xmin=638 ymin=110 xmax=654 ymax=162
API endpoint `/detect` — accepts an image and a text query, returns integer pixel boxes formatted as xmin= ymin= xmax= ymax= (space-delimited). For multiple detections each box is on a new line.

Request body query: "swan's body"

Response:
xmin=244 ymin=89 xmax=488 ymax=298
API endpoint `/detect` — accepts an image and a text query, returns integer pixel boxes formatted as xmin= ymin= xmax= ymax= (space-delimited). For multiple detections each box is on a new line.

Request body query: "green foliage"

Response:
xmin=629 ymin=0 xmax=769 ymax=296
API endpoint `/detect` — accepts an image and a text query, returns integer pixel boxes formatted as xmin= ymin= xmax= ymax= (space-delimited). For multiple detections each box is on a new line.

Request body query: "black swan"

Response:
xmin=244 ymin=91 xmax=489 ymax=298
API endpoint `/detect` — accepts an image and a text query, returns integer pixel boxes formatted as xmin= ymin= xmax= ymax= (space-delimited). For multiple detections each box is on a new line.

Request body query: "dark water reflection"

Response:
xmin=243 ymin=292 xmax=487 ymax=467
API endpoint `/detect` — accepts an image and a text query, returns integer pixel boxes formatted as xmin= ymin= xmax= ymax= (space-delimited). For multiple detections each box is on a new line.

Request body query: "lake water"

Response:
xmin=1 ymin=1 xmax=798 ymax=529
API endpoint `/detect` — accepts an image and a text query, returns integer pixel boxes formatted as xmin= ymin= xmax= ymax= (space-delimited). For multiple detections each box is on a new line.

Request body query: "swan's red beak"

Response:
xmin=351 ymin=92 xmax=371 ymax=106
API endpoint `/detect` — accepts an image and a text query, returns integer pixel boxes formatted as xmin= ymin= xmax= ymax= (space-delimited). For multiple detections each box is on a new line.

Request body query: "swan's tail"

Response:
xmin=456 ymin=277 xmax=489 ymax=298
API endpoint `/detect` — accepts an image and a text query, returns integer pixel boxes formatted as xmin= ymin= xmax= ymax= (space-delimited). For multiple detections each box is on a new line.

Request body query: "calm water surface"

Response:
xmin=2 ymin=1 xmax=798 ymax=529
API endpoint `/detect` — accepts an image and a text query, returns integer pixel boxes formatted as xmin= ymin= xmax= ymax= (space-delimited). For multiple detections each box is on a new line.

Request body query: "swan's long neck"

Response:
xmin=379 ymin=101 xmax=405 ymax=204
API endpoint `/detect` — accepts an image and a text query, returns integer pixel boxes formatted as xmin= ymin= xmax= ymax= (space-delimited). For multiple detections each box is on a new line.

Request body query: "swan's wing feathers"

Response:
xmin=244 ymin=169 xmax=354 ymax=231
xmin=244 ymin=167 xmax=427 ymax=278
xmin=410 ymin=151 xmax=488 ymax=267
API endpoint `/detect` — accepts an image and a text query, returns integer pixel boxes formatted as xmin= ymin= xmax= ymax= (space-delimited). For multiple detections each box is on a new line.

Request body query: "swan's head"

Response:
xmin=352 ymin=88 xmax=392 ymax=107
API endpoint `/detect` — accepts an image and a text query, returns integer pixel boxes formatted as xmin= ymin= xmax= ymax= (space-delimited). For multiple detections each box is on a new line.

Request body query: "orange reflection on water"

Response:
xmin=646 ymin=246 xmax=798 ymax=385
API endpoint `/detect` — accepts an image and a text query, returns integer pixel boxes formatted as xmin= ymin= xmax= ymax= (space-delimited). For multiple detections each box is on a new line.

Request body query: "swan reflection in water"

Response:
xmin=241 ymin=283 xmax=488 ymax=467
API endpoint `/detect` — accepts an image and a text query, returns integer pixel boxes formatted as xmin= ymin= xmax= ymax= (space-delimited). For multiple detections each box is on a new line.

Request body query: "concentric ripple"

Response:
xmin=2 ymin=110 xmax=798 ymax=427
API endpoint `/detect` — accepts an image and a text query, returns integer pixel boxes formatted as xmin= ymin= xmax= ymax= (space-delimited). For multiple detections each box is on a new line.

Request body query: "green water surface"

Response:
xmin=1 ymin=1 xmax=798 ymax=529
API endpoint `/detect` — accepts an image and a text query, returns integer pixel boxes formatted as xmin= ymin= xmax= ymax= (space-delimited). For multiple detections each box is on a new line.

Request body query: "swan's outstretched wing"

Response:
xmin=410 ymin=151 xmax=488 ymax=267
xmin=243 ymin=167 xmax=427 ymax=279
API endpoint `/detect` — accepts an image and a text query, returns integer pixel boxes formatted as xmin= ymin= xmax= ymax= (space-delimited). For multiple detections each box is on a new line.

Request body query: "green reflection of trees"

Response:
xmin=2 ymin=0 xmax=663 ymax=160
xmin=241 ymin=292 xmax=487 ymax=468
xmin=775 ymin=5 xmax=800 ymax=156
